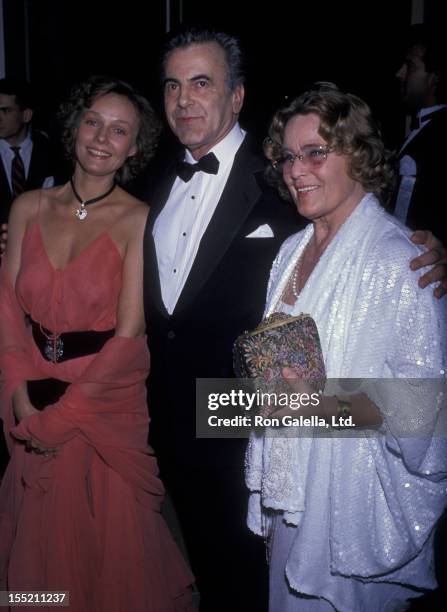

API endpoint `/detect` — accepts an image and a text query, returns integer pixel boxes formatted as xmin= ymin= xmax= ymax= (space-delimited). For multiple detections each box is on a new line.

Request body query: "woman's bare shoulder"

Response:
xmin=115 ymin=188 xmax=149 ymax=226
xmin=8 ymin=189 xmax=41 ymax=227
xmin=117 ymin=187 xmax=149 ymax=208
xmin=106 ymin=188 xmax=149 ymax=250
xmin=9 ymin=185 xmax=68 ymax=225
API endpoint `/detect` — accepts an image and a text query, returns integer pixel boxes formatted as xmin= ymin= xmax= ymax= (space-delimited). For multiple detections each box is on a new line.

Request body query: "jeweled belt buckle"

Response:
xmin=44 ymin=336 xmax=64 ymax=363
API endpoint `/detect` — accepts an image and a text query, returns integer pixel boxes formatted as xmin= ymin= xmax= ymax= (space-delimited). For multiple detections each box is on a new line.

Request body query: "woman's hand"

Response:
xmin=264 ymin=367 xmax=332 ymax=420
xmin=410 ymin=230 xmax=447 ymax=298
xmin=14 ymin=401 xmax=39 ymax=421
xmin=25 ymin=438 xmax=59 ymax=458
xmin=268 ymin=368 xmax=382 ymax=428
xmin=12 ymin=383 xmax=38 ymax=422
xmin=13 ymin=385 xmax=59 ymax=457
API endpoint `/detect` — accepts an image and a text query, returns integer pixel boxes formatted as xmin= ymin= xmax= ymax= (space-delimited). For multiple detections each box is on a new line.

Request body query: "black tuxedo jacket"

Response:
xmin=143 ymin=136 xmax=301 ymax=468
xmin=0 ymin=132 xmax=57 ymax=225
xmin=394 ymin=107 xmax=447 ymax=243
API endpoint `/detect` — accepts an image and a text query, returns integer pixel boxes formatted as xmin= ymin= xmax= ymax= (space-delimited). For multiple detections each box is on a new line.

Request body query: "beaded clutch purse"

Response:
xmin=233 ymin=312 xmax=326 ymax=391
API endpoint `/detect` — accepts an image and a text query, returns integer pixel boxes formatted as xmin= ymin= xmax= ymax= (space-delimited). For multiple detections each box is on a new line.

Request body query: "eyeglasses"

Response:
xmin=273 ymin=145 xmax=332 ymax=173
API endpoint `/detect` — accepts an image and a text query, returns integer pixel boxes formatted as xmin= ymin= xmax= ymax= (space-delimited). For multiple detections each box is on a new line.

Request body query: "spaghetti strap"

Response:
xmin=36 ymin=189 xmax=43 ymax=223
xmin=103 ymin=204 xmax=135 ymax=236
xmin=24 ymin=189 xmax=43 ymax=233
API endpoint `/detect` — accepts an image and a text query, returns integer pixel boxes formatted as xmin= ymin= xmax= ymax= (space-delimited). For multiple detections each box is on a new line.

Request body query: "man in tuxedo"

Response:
xmin=142 ymin=29 xmax=299 ymax=612
xmin=394 ymin=24 xmax=447 ymax=243
xmin=142 ymin=28 xmax=447 ymax=612
xmin=0 ymin=78 xmax=56 ymax=225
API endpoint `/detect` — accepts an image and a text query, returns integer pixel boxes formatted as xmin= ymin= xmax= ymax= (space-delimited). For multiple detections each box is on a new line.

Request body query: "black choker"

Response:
xmin=70 ymin=178 xmax=116 ymax=221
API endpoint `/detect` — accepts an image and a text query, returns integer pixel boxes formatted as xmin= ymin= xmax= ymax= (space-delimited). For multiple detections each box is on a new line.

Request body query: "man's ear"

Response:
xmin=428 ymin=70 xmax=440 ymax=96
xmin=22 ymin=108 xmax=33 ymax=125
xmin=232 ymin=84 xmax=245 ymax=115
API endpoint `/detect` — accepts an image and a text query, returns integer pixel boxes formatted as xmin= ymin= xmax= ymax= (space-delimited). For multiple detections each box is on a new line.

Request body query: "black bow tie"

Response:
xmin=176 ymin=152 xmax=219 ymax=182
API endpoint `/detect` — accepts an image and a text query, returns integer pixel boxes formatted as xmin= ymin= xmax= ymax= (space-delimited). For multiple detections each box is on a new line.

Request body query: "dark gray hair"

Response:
xmin=162 ymin=28 xmax=245 ymax=91
xmin=0 ymin=77 xmax=34 ymax=110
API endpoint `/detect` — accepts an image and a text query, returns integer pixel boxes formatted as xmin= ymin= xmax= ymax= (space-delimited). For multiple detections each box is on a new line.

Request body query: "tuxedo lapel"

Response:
xmin=174 ymin=140 xmax=263 ymax=313
xmin=143 ymin=164 xmax=177 ymax=319
xmin=143 ymin=220 xmax=168 ymax=318
xmin=400 ymin=107 xmax=447 ymax=157
xmin=144 ymin=139 xmax=265 ymax=318
xmin=0 ymin=157 xmax=12 ymax=199
xmin=147 ymin=165 xmax=177 ymax=229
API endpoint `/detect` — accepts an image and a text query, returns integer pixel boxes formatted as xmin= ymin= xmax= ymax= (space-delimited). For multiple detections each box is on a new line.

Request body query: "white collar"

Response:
xmin=184 ymin=122 xmax=245 ymax=170
xmin=0 ymin=133 xmax=32 ymax=154
xmin=418 ymin=104 xmax=447 ymax=121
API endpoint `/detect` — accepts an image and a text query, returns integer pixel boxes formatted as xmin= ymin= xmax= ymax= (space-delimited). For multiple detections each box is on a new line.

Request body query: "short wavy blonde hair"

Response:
xmin=264 ymin=82 xmax=396 ymax=204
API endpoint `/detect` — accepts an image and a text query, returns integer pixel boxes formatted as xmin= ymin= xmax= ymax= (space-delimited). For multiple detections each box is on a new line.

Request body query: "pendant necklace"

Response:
xmin=70 ymin=178 xmax=116 ymax=221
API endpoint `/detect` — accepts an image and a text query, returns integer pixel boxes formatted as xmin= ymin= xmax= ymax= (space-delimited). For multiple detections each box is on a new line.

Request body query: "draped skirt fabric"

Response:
xmin=268 ymin=515 xmax=416 ymax=612
xmin=0 ymin=232 xmax=195 ymax=611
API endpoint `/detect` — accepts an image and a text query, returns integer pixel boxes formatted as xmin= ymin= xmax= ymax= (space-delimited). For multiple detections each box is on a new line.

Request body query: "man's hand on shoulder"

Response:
xmin=410 ymin=230 xmax=446 ymax=299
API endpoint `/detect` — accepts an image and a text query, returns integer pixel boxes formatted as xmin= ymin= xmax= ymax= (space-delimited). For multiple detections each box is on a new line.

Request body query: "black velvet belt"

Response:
xmin=30 ymin=318 xmax=115 ymax=364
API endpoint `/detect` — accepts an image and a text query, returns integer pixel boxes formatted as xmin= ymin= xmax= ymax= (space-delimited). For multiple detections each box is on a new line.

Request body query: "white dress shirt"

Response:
xmin=0 ymin=133 xmax=54 ymax=190
xmin=395 ymin=104 xmax=447 ymax=223
xmin=153 ymin=123 xmax=246 ymax=314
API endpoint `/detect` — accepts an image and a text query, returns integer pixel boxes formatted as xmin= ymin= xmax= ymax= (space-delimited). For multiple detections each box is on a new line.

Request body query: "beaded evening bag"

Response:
xmin=233 ymin=312 xmax=326 ymax=391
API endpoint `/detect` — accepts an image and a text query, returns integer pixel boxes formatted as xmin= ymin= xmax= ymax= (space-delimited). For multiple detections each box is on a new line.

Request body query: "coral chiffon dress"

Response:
xmin=0 ymin=221 xmax=195 ymax=611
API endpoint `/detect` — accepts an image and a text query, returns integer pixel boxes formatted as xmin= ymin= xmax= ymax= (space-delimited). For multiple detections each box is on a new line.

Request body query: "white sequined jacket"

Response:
xmin=246 ymin=194 xmax=447 ymax=601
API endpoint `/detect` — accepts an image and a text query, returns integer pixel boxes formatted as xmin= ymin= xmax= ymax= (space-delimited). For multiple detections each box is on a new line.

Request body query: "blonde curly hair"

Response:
xmin=264 ymin=82 xmax=396 ymax=205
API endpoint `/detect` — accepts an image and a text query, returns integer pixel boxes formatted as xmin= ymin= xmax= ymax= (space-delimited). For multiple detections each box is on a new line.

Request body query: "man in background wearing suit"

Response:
xmin=0 ymin=78 xmax=55 ymax=226
xmin=394 ymin=24 xmax=447 ymax=243
xmin=0 ymin=78 xmax=57 ymax=476
xmin=142 ymin=28 xmax=447 ymax=612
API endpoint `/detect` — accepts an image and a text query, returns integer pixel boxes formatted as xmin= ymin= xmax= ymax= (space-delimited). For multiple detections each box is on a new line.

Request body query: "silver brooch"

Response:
xmin=44 ymin=336 xmax=64 ymax=363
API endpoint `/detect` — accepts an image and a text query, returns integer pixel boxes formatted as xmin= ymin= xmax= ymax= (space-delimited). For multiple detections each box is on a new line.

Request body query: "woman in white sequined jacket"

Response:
xmin=245 ymin=82 xmax=447 ymax=612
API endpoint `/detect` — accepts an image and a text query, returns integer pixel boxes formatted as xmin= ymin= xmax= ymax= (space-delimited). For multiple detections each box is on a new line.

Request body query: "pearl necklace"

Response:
xmin=291 ymin=258 xmax=302 ymax=299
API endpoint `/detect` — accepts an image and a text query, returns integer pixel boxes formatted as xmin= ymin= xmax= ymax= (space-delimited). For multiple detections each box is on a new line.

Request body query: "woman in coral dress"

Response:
xmin=0 ymin=76 xmax=195 ymax=611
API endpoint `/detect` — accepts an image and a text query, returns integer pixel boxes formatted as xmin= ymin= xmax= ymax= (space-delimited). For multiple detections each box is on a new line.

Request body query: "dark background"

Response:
xmin=3 ymin=0 xmax=445 ymax=152
xmin=1 ymin=2 xmax=447 ymax=607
